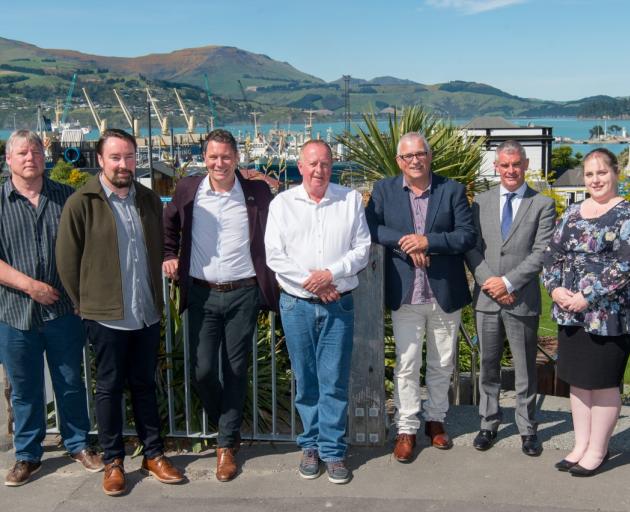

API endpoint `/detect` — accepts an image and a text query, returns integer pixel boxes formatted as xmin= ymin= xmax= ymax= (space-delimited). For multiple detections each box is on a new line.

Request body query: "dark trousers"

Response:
xmin=84 ymin=320 xmax=164 ymax=464
xmin=188 ymin=282 xmax=259 ymax=447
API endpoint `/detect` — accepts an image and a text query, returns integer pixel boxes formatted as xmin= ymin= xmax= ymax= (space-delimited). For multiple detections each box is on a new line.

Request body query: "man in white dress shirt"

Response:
xmin=265 ymin=139 xmax=371 ymax=484
xmin=163 ymin=129 xmax=278 ymax=481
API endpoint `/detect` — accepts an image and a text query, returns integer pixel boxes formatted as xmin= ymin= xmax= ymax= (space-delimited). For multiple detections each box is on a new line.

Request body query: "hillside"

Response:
xmin=0 ymin=37 xmax=322 ymax=96
xmin=1 ymin=37 xmax=630 ymax=132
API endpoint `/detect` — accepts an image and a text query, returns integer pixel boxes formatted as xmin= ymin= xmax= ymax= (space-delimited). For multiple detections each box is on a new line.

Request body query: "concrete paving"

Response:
xmin=1 ymin=370 xmax=629 ymax=512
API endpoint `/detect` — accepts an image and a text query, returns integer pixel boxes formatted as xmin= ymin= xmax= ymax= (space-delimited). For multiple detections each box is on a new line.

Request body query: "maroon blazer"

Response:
xmin=163 ymin=171 xmax=279 ymax=314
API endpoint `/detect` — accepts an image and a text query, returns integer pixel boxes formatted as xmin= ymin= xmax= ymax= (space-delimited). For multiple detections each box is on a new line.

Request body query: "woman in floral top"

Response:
xmin=542 ymin=148 xmax=630 ymax=477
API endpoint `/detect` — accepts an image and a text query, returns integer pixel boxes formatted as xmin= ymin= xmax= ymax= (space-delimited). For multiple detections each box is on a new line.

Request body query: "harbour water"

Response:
xmin=2 ymin=117 xmax=629 ymax=156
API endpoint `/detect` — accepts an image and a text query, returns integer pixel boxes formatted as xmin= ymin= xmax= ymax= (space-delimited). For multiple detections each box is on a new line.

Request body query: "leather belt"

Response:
xmin=282 ymin=290 xmax=352 ymax=304
xmin=192 ymin=277 xmax=257 ymax=292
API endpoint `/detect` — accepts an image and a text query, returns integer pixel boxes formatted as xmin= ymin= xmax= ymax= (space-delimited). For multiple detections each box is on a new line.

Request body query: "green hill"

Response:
xmin=1 ymin=37 xmax=630 ymax=131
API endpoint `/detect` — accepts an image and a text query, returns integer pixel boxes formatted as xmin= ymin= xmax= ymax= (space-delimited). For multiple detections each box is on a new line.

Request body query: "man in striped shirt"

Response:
xmin=0 ymin=130 xmax=102 ymax=487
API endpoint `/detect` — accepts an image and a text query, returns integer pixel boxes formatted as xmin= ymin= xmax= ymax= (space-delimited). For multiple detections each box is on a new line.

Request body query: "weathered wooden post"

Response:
xmin=2 ymin=364 xmax=13 ymax=450
xmin=348 ymin=244 xmax=385 ymax=446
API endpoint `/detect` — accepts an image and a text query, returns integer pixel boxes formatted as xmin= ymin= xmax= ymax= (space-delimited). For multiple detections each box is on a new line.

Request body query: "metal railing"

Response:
xmin=452 ymin=325 xmax=479 ymax=406
xmin=39 ymin=277 xmax=480 ymax=443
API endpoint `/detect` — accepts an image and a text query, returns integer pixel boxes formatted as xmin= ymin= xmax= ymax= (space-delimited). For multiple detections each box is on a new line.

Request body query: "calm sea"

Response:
xmin=2 ymin=117 xmax=628 ymax=155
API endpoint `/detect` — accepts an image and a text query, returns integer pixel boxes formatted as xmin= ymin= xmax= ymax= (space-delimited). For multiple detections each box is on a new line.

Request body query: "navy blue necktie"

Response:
xmin=501 ymin=192 xmax=516 ymax=240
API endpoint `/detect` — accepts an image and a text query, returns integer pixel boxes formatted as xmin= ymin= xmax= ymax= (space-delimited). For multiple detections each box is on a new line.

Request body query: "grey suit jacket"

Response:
xmin=465 ymin=185 xmax=556 ymax=316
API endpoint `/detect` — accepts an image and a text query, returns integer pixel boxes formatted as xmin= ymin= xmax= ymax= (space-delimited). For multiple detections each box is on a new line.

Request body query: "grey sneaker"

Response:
xmin=5 ymin=460 xmax=42 ymax=487
xmin=298 ymin=448 xmax=320 ymax=479
xmin=325 ymin=460 xmax=350 ymax=484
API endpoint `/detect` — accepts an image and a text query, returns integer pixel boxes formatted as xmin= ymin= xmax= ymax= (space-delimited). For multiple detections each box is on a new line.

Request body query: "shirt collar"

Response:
xmin=99 ymin=172 xmax=136 ymax=200
xmin=295 ymin=183 xmax=335 ymax=204
xmin=499 ymin=182 xmax=527 ymax=198
xmin=5 ymin=175 xmax=49 ymax=199
xmin=402 ymin=175 xmax=432 ymax=194
xmin=202 ymin=174 xmax=242 ymax=196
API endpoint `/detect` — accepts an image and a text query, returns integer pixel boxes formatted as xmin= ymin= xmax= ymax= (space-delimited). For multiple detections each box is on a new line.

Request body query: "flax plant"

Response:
xmin=336 ymin=105 xmax=487 ymax=199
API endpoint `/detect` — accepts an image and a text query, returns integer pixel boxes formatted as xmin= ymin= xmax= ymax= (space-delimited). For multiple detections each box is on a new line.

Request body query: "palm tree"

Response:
xmin=335 ymin=106 xmax=487 ymax=197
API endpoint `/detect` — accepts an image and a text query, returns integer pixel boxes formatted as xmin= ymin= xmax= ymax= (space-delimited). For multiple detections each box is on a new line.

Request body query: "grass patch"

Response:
xmin=538 ymin=282 xmax=557 ymax=338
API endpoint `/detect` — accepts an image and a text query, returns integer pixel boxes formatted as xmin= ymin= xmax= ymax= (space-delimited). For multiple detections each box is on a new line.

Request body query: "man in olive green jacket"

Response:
xmin=56 ymin=128 xmax=184 ymax=496
xmin=56 ymin=168 xmax=163 ymax=320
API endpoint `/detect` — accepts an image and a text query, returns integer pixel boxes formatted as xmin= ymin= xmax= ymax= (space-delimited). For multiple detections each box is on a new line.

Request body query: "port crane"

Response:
xmin=173 ymin=88 xmax=195 ymax=134
xmin=145 ymin=88 xmax=170 ymax=135
xmin=113 ymin=89 xmax=139 ymax=137
xmin=237 ymin=80 xmax=248 ymax=104
xmin=251 ymin=111 xmax=262 ymax=138
xmin=82 ymin=88 xmax=107 ymax=134
xmin=203 ymin=73 xmax=217 ymax=130
xmin=61 ymin=73 xmax=77 ymax=126
xmin=304 ymin=109 xmax=317 ymax=140
xmin=54 ymin=73 xmax=77 ymax=129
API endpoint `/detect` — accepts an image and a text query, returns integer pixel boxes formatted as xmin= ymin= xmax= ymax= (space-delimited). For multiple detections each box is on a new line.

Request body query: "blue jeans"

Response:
xmin=279 ymin=292 xmax=354 ymax=462
xmin=0 ymin=314 xmax=90 ymax=462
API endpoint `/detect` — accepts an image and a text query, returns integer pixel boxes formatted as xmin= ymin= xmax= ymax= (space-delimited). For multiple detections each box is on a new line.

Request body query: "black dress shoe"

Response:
xmin=554 ymin=459 xmax=578 ymax=472
xmin=569 ymin=452 xmax=610 ymax=477
xmin=521 ymin=435 xmax=542 ymax=456
xmin=473 ymin=430 xmax=497 ymax=451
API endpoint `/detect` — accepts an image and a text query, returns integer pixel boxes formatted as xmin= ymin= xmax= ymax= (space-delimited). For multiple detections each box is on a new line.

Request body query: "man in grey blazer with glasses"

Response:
xmin=465 ymin=139 xmax=556 ymax=457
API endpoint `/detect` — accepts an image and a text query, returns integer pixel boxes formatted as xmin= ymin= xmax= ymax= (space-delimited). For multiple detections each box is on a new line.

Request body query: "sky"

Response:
xmin=2 ymin=0 xmax=629 ymax=101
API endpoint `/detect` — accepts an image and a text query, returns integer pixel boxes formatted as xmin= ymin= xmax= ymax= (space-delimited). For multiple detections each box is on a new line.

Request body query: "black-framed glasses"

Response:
xmin=397 ymin=151 xmax=429 ymax=163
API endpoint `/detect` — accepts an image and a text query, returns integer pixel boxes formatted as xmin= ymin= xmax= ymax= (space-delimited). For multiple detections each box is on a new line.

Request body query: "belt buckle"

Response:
xmin=215 ymin=282 xmax=233 ymax=292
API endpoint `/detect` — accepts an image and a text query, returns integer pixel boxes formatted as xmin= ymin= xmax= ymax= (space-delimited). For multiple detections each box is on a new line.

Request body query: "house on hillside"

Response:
xmin=462 ymin=117 xmax=554 ymax=182
xmin=550 ymin=166 xmax=587 ymax=207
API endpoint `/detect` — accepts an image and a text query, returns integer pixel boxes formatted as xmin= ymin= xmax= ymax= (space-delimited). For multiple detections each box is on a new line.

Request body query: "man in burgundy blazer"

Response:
xmin=163 ymin=129 xmax=278 ymax=482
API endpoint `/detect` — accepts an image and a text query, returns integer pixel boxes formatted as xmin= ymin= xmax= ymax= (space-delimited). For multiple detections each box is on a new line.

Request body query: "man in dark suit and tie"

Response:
xmin=366 ymin=132 xmax=476 ymax=463
xmin=465 ymin=140 xmax=556 ymax=456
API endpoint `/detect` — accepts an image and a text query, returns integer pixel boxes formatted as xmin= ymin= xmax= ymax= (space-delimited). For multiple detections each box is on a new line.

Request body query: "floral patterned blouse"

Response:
xmin=542 ymin=200 xmax=630 ymax=336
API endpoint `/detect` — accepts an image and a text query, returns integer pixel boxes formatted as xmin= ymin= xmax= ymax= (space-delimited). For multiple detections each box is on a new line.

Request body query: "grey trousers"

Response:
xmin=476 ymin=310 xmax=539 ymax=435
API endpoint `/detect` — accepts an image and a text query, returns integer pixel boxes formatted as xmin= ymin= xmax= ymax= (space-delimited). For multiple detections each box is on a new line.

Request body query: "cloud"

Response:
xmin=425 ymin=0 xmax=527 ymax=14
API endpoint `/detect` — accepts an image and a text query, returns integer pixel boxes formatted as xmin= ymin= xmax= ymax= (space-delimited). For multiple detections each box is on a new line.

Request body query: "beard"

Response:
xmin=109 ymin=169 xmax=133 ymax=188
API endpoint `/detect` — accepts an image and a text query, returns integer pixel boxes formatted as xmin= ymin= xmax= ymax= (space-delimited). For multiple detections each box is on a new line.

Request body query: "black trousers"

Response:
xmin=84 ymin=320 xmax=164 ymax=464
xmin=187 ymin=282 xmax=259 ymax=447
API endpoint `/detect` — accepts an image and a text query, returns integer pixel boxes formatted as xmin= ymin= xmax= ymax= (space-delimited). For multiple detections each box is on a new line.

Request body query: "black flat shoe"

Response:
xmin=521 ymin=435 xmax=542 ymax=457
xmin=473 ymin=430 xmax=497 ymax=451
xmin=554 ymin=459 xmax=578 ymax=472
xmin=569 ymin=452 xmax=610 ymax=477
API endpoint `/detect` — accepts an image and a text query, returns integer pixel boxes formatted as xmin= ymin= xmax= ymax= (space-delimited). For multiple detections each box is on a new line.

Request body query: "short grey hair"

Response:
xmin=397 ymin=132 xmax=432 ymax=156
xmin=300 ymin=139 xmax=333 ymax=161
xmin=495 ymin=140 xmax=527 ymax=162
xmin=6 ymin=129 xmax=44 ymax=156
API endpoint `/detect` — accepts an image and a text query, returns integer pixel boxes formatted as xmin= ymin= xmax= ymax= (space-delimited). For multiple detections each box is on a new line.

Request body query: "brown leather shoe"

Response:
xmin=4 ymin=460 xmax=41 ymax=487
xmin=71 ymin=448 xmax=104 ymax=473
xmin=425 ymin=421 xmax=453 ymax=449
xmin=102 ymin=458 xmax=126 ymax=496
xmin=141 ymin=454 xmax=185 ymax=484
xmin=216 ymin=447 xmax=238 ymax=482
xmin=393 ymin=433 xmax=416 ymax=463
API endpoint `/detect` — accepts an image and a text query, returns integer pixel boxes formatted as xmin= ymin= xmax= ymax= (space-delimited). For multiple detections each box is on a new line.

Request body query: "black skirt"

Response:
xmin=557 ymin=325 xmax=630 ymax=389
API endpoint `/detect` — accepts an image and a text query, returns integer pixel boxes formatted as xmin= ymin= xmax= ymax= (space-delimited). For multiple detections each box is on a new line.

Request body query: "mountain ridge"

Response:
xmin=1 ymin=37 xmax=629 ymax=130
